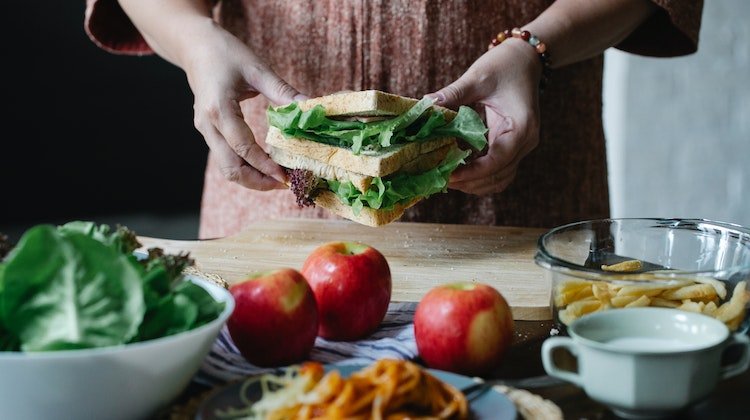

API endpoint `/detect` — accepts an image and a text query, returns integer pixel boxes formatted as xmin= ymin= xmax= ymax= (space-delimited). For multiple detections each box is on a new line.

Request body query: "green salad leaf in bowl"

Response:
xmin=0 ymin=221 xmax=225 ymax=352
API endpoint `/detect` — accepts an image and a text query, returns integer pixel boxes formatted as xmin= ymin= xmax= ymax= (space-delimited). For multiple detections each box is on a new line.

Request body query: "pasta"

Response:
xmin=218 ymin=359 xmax=469 ymax=420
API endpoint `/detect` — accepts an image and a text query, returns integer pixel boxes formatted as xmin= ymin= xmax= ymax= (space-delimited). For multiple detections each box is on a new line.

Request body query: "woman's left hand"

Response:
xmin=426 ymin=38 xmax=542 ymax=195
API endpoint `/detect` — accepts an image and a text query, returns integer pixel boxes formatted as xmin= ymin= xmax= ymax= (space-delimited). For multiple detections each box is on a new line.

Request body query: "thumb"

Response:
xmin=252 ymin=67 xmax=308 ymax=106
xmin=425 ymin=74 xmax=480 ymax=109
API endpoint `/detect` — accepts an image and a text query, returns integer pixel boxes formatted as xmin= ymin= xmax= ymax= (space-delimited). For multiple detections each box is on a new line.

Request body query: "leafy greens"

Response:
xmin=328 ymin=148 xmax=471 ymax=215
xmin=0 ymin=222 xmax=225 ymax=352
xmin=267 ymin=97 xmax=488 ymax=154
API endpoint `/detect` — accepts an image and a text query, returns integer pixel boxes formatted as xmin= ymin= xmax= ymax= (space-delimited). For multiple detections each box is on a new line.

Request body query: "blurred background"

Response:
xmin=2 ymin=1 xmax=748 ymax=242
xmin=604 ymin=0 xmax=749 ymax=229
xmin=3 ymin=2 xmax=206 ymax=241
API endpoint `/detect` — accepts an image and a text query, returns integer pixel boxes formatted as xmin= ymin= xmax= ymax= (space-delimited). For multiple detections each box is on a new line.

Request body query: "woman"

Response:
xmin=84 ymin=0 xmax=703 ymax=238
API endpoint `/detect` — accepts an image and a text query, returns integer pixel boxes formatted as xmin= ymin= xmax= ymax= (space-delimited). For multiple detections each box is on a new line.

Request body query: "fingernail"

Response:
xmin=424 ymin=92 xmax=446 ymax=105
xmin=274 ymin=173 xmax=287 ymax=184
xmin=293 ymin=93 xmax=310 ymax=101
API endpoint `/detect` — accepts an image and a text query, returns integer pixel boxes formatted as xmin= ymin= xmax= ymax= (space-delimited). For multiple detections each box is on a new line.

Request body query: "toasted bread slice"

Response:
xmin=269 ymin=146 xmax=373 ymax=192
xmin=266 ymin=126 xmax=455 ymax=178
xmin=269 ymin=143 xmax=456 ymax=192
xmin=297 ymin=90 xmax=457 ymax=120
xmin=314 ymin=191 xmax=420 ymax=227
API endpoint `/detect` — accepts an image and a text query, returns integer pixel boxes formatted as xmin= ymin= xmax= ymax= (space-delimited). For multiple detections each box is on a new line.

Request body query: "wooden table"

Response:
xmin=142 ymin=219 xmax=748 ymax=419
xmin=139 ymin=218 xmax=553 ymax=320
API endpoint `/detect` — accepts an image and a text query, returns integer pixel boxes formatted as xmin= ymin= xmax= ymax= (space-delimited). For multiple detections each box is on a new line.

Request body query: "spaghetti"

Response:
xmin=218 ymin=359 xmax=469 ymax=420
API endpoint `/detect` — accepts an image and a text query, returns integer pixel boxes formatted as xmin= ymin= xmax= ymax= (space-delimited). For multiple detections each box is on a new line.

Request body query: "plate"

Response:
xmin=195 ymin=363 xmax=517 ymax=420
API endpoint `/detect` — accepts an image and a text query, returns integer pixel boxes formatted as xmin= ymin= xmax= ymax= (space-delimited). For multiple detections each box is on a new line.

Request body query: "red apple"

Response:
xmin=301 ymin=241 xmax=391 ymax=341
xmin=414 ymin=282 xmax=514 ymax=377
xmin=227 ymin=268 xmax=318 ymax=367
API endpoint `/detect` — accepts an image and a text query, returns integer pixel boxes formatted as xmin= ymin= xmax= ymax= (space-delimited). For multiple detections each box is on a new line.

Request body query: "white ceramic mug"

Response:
xmin=541 ymin=307 xmax=750 ymax=419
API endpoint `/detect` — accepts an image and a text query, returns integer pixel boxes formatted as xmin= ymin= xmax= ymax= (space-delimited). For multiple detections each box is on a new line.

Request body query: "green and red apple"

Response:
xmin=227 ymin=268 xmax=318 ymax=367
xmin=301 ymin=241 xmax=392 ymax=341
xmin=414 ymin=282 xmax=514 ymax=376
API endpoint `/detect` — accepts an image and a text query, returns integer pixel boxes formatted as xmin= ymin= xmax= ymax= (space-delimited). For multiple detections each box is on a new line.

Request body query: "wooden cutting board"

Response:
xmin=138 ymin=218 xmax=551 ymax=320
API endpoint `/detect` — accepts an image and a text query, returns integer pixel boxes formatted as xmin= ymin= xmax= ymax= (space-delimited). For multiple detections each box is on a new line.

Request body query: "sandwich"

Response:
xmin=265 ymin=90 xmax=488 ymax=226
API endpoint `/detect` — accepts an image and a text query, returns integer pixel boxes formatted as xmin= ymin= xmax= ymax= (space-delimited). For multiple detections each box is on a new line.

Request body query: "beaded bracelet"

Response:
xmin=488 ymin=27 xmax=551 ymax=92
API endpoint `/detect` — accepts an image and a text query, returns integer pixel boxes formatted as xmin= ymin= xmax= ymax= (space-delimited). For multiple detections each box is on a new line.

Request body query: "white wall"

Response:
xmin=603 ymin=0 xmax=750 ymax=227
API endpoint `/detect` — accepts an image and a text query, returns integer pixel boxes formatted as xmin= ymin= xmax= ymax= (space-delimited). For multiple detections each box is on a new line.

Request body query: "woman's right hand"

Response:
xmin=180 ymin=19 xmax=305 ymax=191
xmin=115 ymin=0 xmax=304 ymax=191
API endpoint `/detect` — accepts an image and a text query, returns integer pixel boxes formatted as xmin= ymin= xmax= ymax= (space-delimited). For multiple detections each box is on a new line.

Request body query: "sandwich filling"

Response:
xmin=268 ymin=97 xmax=487 ymax=154
xmin=267 ymin=97 xmax=488 ymax=215
xmin=325 ymin=147 xmax=470 ymax=215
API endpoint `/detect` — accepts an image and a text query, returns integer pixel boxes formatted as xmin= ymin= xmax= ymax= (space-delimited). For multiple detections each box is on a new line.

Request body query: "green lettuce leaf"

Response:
xmin=135 ymin=277 xmax=223 ymax=341
xmin=134 ymin=293 xmax=198 ymax=342
xmin=328 ymin=148 xmax=471 ymax=214
xmin=267 ymin=102 xmax=302 ymax=129
xmin=370 ymin=97 xmax=436 ymax=148
xmin=267 ymin=97 xmax=488 ymax=154
xmin=0 ymin=222 xmax=225 ymax=353
xmin=173 ymin=281 xmax=227 ymax=327
xmin=58 ymin=221 xmax=141 ymax=255
xmin=267 ymin=103 xmax=366 ymax=149
xmin=411 ymin=111 xmax=448 ymax=140
xmin=433 ymin=105 xmax=489 ymax=151
xmin=0 ymin=263 xmax=15 ymax=351
xmin=1 ymin=226 xmax=145 ymax=351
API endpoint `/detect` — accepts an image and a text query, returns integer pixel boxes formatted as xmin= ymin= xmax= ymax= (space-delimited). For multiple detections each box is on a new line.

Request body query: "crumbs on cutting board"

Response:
xmin=514 ymin=330 xmax=530 ymax=341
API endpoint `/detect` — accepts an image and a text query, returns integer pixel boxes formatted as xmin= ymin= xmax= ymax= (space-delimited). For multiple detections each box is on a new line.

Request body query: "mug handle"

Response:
xmin=721 ymin=333 xmax=750 ymax=380
xmin=541 ymin=337 xmax=582 ymax=387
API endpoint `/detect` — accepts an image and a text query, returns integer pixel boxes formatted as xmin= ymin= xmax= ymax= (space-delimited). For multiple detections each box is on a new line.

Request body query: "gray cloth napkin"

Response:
xmin=194 ymin=302 xmax=418 ymax=386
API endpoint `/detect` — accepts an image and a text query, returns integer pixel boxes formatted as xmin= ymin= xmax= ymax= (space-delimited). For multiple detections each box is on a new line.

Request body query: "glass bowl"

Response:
xmin=535 ymin=218 xmax=750 ymax=334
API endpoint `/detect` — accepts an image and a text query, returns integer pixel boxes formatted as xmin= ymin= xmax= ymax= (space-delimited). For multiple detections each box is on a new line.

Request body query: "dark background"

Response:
xmin=2 ymin=3 xmax=206 ymax=241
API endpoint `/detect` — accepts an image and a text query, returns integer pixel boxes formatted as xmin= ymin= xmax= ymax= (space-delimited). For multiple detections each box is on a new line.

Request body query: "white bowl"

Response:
xmin=0 ymin=275 xmax=234 ymax=420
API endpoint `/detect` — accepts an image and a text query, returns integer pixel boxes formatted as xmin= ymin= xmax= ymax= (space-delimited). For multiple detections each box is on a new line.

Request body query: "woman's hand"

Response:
xmin=115 ymin=1 xmax=304 ymax=191
xmin=427 ymin=38 xmax=542 ymax=195
xmin=181 ymin=20 xmax=306 ymax=191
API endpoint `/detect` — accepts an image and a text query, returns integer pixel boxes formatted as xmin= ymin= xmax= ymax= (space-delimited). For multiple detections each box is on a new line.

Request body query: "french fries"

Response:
xmin=601 ymin=259 xmax=643 ymax=273
xmin=660 ymin=284 xmax=718 ymax=301
xmin=554 ymin=277 xmax=750 ymax=331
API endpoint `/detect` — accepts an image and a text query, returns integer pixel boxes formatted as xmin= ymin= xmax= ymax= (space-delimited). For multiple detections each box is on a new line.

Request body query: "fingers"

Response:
xmin=195 ymin=104 xmax=287 ymax=191
xmin=431 ymin=43 xmax=541 ymax=195
xmin=425 ymin=73 xmax=483 ymax=109
xmin=207 ymin=126 xmax=286 ymax=191
xmin=449 ymin=111 xmax=536 ymax=195
xmin=184 ymin=32 xmax=302 ymax=191
xmin=449 ymin=154 xmax=520 ymax=195
xmin=246 ymin=64 xmax=306 ymax=106
xmin=425 ymin=46 xmax=507 ymax=109
xmin=215 ymin=102 xmax=288 ymax=182
xmin=450 ymin=113 xmax=516 ymax=183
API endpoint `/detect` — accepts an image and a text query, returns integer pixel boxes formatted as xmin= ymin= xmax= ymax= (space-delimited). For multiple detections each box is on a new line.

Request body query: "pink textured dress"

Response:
xmin=85 ymin=0 xmax=703 ymax=239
